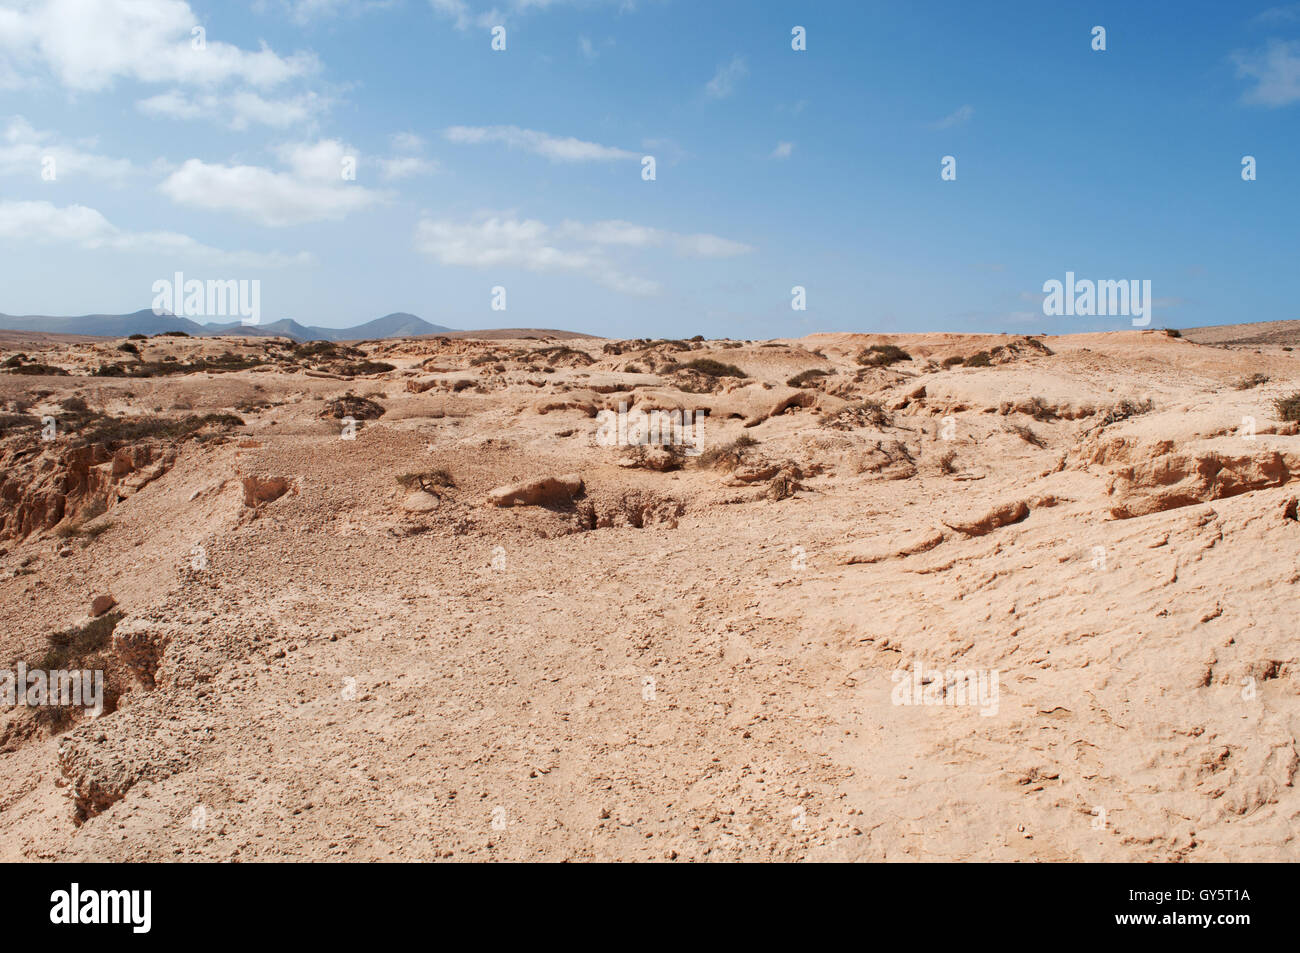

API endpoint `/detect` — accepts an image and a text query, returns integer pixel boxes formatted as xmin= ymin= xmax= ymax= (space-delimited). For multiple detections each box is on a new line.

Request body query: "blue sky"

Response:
xmin=0 ymin=0 xmax=1297 ymax=336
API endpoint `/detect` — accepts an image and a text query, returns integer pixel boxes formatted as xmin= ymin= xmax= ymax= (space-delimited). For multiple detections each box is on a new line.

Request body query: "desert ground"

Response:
xmin=0 ymin=325 xmax=1297 ymax=861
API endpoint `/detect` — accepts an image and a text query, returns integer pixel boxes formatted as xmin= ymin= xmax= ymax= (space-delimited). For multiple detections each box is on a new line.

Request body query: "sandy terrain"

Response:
xmin=0 ymin=326 xmax=1296 ymax=862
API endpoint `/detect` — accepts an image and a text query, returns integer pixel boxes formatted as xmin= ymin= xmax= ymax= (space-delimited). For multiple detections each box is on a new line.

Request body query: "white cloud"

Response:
xmin=0 ymin=198 xmax=310 ymax=267
xmin=159 ymin=140 xmax=388 ymax=226
xmin=137 ymin=89 xmax=328 ymax=129
xmin=557 ymin=219 xmax=754 ymax=258
xmin=286 ymin=0 xmax=397 ymax=23
xmin=931 ymin=105 xmax=974 ymax=129
xmin=444 ymin=125 xmax=637 ymax=162
xmin=377 ymin=155 xmax=438 ymax=180
xmin=414 ymin=214 xmax=752 ymax=295
xmin=705 ymin=55 xmax=747 ymax=99
xmin=672 ymin=232 xmax=752 ymax=259
xmin=0 ymin=0 xmax=318 ymax=92
xmin=390 ymin=131 xmax=426 ymax=153
xmin=1233 ymin=40 xmax=1300 ymax=106
xmin=428 ymin=0 xmax=632 ymax=30
xmin=0 ymin=115 xmax=134 ymax=180
xmin=770 ymin=141 xmax=794 ymax=160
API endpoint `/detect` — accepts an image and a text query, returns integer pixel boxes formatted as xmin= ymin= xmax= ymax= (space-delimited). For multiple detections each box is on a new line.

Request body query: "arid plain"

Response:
xmin=1 ymin=324 xmax=1297 ymax=861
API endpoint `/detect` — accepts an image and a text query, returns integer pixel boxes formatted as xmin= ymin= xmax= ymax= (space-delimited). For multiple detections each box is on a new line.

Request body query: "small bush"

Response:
xmin=1006 ymin=423 xmax=1045 ymax=448
xmin=116 ymin=342 xmax=139 ymax=354
xmin=820 ymin=400 xmax=891 ymax=430
xmin=942 ymin=355 xmax=965 ymax=367
xmin=938 ymin=450 xmax=958 ymax=474
xmin=787 ymin=368 xmax=831 ymax=388
xmin=964 ymin=351 xmax=992 ymax=368
xmin=153 ymin=330 xmax=190 ymax=338
xmin=397 ymin=469 xmax=455 ymax=493
xmin=322 ymin=395 xmax=385 ymax=420
xmin=6 ymin=363 xmax=69 ymax=376
xmin=1164 ymin=328 xmax=1181 ymax=338
xmin=1025 ymin=396 xmax=1057 ymax=421
xmin=128 ymin=333 xmax=147 ymax=341
xmin=1274 ymin=392 xmax=1300 ymax=422
xmin=856 ymin=344 xmax=911 ymax=367
xmin=696 ymin=434 xmax=757 ymax=470
xmin=681 ymin=358 xmax=747 ymax=378
xmin=73 ymin=412 xmax=243 ymax=447
xmin=61 ymin=396 xmax=88 ymax=412
xmin=1234 ymin=373 xmax=1269 ymax=390
xmin=337 ymin=360 xmax=395 ymax=376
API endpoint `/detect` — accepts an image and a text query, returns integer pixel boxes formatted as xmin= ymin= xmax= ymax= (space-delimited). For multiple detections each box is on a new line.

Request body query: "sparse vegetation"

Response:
xmin=116 ymin=342 xmax=139 ymax=354
xmin=397 ymin=469 xmax=456 ymax=493
xmin=94 ymin=353 xmax=266 ymax=377
xmin=820 ymin=400 xmax=892 ymax=430
xmin=1005 ymin=422 xmax=1045 ymax=448
xmin=856 ymin=344 xmax=911 ymax=367
xmin=5 ymin=361 xmax=69 ymax=376
xmin=1164 ymin=328 xmax=1182 ymax=338
xmin=72 ymin=412 xmax=244 ymax=447
xmin=337 ymin=360 xmax=395 ymax=376
xmin=964 ymin=351 xmax=992 ymax=367
xmin=942 ymin=355 xmax=965 ymax=367
xmin=787 ymin=368 xmax=831 ymax=388
xmin=696 ymin=433 xmax=757 ymax=470
xmin=321 ymin=394 xmax=385 ymax=420
xmin=681 ymin=358 xmax=747 ymax=378
xmin=1234 ymin=373 xmax=1269 ymax=390
xmin=1274 ymin=392 xmax=1300 ymax=422
xmin=938 ymin=450 xmax=958 ymax=474
xmin=1025 ymin=396 xmax=1057 ymax=421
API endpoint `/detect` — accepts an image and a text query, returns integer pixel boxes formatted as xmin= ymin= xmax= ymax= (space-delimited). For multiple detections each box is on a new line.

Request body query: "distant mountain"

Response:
xmin=0 ymin=311 xmax=457 ymax=342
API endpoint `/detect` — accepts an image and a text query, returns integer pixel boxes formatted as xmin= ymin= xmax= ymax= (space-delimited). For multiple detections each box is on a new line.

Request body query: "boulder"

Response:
xmin=487 ymin=474 xmax=584 ymax=507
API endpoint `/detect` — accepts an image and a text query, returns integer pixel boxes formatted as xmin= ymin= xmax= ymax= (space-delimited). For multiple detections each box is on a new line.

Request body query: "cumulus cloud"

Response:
xmin=413 ymin=214 xmax=753 ymax=295
xmin=0 ymin=198 xmax=310 ymax=267
xmin=444 ymin=125 xmax=637 ymax=162
xmin=137 ymin=89 xmax=329 ymax=129
xmin=158 ymin=139 xmax=388 ymax=227
xmin=705 ymin=55 xmax=747 ymax=99
xmin=556 ymin=219 xmax=754 ymax=258
xmin=0 ymin=116 xmax=134 ymax=180
xmin=1233 ymin=39 xmax=1300 ymax=106
xmin=0 ymin=0 xmax=318 ymax=92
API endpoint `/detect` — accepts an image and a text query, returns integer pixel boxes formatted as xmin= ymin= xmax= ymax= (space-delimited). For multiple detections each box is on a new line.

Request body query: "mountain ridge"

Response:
xmin=0 ymin=310 xmax=457 ymax=342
